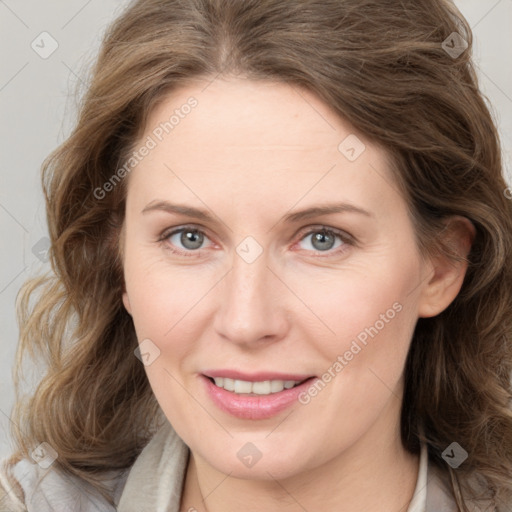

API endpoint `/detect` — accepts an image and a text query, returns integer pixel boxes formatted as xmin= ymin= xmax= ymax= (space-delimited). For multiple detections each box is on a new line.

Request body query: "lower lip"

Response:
xmin=202 ymin=375 xmax=317 ymax=420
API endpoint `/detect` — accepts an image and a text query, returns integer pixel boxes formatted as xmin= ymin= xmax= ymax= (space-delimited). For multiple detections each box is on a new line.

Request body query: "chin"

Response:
xmin=194 ymin=437 xmax=317 ymax=482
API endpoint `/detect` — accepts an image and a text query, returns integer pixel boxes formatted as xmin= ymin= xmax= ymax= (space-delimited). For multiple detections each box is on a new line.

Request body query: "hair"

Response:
xmin=7 ymin=0 xmax=512 ymax=510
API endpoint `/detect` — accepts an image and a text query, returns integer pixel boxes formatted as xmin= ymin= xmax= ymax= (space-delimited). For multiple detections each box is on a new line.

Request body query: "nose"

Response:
xmin=213 ymin=248 xmax=290 ymax=348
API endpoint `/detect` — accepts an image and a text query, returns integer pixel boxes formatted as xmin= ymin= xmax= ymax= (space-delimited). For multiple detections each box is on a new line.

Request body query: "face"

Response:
xmin=121 ymin=77 xmax=436 ymax=480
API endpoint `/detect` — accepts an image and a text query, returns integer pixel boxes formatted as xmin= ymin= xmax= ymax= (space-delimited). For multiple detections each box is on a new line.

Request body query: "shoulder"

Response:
xmin=0 ymin=456 xmax=129 ymax=512
xmin=116 ymin=420 xmax=189 ymax=510
xmin=426 ymin=458 xmax=508 ymax=512
xmin=0 ymin=422 xmax=182 ymax=512
xmin=426 ymin=460 xmax=459 ymax=511
xmin=0 ymin=459 xmax=26 ymax=512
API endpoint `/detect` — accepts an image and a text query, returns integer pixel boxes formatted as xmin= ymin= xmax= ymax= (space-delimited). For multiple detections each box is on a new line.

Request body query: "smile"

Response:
xmin=202 ymin=373 xmax=317 ymax=420
xmin=211 ymin=377 xmax=306 ymax=395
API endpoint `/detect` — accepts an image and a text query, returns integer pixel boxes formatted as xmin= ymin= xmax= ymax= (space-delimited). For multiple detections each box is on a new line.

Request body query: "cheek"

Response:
xmin=288 ymin=258 xmax=418 ymax=364
xmin=123 ymin=247 xmax=217 ymax=357
xmin=302 ymin=272 xmax=419 ymax=420
xmin=123 ymin=256 xmax=207 ymax=419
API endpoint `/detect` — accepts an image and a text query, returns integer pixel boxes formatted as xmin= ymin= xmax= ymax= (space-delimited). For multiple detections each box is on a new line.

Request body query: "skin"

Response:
xmin=121 ymin=76 xmax=474 ymax=512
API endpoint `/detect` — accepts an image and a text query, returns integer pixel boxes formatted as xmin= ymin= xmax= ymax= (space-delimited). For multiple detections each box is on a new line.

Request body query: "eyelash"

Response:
xmin=157 ymin=224 xmax=354 ymax=259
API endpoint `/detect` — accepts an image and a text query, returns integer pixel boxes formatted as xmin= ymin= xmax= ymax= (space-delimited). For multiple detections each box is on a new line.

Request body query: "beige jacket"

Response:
xmin=0 ymin=421 xmax=497 ymax=511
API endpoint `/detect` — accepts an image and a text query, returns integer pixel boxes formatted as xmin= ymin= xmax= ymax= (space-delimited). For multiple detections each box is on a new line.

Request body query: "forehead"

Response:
xmin=147 ymin=78 xmax=352 ymax=155
xmin=126 ymin=78 xmax=401 ymax=220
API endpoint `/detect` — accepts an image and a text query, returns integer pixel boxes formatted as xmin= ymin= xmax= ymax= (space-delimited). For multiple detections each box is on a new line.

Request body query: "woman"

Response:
xmin=1 ymin=0 xmax=511 ymax=510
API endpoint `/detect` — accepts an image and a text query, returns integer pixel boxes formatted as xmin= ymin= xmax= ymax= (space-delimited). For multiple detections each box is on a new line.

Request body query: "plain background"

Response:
xmin=1 ymin=0 xmax=511 ymax=460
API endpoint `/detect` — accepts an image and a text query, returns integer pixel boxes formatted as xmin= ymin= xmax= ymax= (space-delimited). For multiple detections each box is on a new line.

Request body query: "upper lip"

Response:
xmin=202 ymin=369 xmax=315 ymax=382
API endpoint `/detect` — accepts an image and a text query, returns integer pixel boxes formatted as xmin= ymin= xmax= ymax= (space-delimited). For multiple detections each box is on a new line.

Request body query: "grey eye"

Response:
xmin=169 ymin=229 xmax=205 ymax=250
xmin=298 ymin=230 xmax=344 ymax=252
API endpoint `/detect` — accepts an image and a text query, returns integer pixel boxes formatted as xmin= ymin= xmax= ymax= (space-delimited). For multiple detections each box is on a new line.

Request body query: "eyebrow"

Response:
xmin=141 ymin=200 xmax=373 ymax=223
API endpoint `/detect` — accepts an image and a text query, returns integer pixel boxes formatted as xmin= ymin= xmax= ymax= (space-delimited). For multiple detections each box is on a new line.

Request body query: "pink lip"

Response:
xmin=201 ymin=373 xmax=317 ymax=420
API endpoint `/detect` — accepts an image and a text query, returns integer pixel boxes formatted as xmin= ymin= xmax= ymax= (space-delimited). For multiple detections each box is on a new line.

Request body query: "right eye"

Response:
xmin=159 ymin=225 xmax=214 ymax=257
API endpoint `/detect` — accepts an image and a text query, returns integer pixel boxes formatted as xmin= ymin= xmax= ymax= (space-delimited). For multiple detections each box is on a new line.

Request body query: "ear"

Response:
xmin=118 ymin=222 xmax=132 ymax=315
xmin=417 ymin=216 xmax=475 ymax=318
xmin=122 ymin=290 xmax=132 ymax=315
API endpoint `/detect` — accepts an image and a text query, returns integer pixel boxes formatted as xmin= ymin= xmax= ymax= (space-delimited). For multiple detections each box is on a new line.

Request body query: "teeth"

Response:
xmin=212 ymin=377 xmax=303 ymax=395
xmin=271 ymin=380 xmax=284 ymax=392
xmin=252 ymin=380 xmax=271 ymax=394
xmin=234 ymin=380 xmax=253 ymax=394
xmin=223 ymin=378 xmax=235 ymax=392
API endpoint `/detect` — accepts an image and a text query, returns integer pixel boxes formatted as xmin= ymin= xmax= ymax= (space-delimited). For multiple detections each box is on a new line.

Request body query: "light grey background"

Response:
xmin=1 ymin=0 xmax=511 ymax=459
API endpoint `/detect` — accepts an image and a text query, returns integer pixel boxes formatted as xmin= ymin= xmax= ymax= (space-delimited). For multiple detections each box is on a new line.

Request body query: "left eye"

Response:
xmin=296 ymin=227 xmax=348 ymax=254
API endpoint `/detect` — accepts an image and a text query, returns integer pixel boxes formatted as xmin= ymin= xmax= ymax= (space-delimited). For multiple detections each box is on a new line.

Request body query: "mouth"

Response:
xmin=205 ymin=376 xmax=311 ymax=396
xmin=201 ymin=372 xmax=318 ymax=420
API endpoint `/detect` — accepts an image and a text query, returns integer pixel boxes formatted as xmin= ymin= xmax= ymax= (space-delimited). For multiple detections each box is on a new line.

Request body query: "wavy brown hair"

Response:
xmin=7 ymin=0 xmax=512 ymax=509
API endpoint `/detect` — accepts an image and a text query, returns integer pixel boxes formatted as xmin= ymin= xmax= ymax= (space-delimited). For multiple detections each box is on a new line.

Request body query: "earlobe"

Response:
xmin=122 ymin=291 xmax=132 ymax=315
xmin=417 ymin=216 xmax=475 ymax=318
